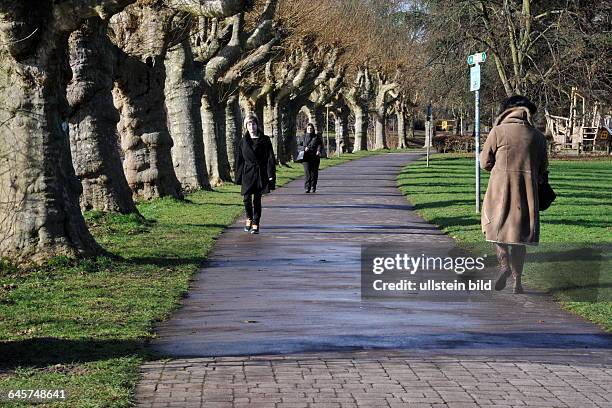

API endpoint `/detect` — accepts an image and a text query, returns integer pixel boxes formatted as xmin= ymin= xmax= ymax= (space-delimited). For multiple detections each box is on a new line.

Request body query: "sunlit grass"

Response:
xmin=0 ymin=149 xmax=404 ymax=407
xmin=398 ymin=154 xmax=612 ymax=331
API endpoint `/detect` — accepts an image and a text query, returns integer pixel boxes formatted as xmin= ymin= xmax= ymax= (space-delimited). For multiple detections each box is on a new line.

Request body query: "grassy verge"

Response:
xmin=0 ymin=149 xmax=406 ymax=407
xmin=397 ymin=153 xmax=612 ymax=331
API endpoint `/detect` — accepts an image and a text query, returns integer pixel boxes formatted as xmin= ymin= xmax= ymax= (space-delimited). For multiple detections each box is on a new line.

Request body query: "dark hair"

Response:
xmin=304 ymin=123 xmax=316 ymax=134
xmin=499 ymin=95 xmax=537 ymax=116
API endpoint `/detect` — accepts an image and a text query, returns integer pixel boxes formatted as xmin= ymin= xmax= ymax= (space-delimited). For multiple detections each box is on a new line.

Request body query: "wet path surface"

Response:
xmin=138 ymin=153 xmax=611 ymax=407
xmin=150 ymin=153 xmax=610 ymax=357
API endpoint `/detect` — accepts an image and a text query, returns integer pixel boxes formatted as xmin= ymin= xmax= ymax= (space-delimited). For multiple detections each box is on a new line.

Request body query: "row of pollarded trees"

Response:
xmin=0 ymin=0 xmax=423 ymax=264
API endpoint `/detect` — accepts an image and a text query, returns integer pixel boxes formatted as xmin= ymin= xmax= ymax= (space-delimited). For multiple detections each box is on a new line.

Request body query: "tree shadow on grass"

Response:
xmin=122 ymin=256 xmax=207 ymax=268
xmin=413 ymin=199 xmax=474 ymax=210
xmin=265 ymin=203 xmax=416 ymax=211
xmin=428 ymin=215 xmax=480 ymax=228
xmin=397 ymin=181 xmax=475 ymax=189
xmin=542 ymin=219 xmax=612 ymax=228
xmin=181 ymin=223 xmax=238 ymax=229
xmin=0 ymin=338 xmax=149 ymax=370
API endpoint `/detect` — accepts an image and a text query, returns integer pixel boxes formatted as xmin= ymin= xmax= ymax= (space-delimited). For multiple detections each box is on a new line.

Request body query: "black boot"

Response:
xmin=494 ymin=244 xmax=511 ymax=291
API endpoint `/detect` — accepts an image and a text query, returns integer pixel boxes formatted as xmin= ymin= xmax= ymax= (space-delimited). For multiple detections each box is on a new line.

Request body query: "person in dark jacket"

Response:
xmin=480 ymin=95 xmax=548 ymax=294
xmin=299 ymin=123 xmax=323 ymax=193
xmin=235 ymin=114 xmax=276 ymax=234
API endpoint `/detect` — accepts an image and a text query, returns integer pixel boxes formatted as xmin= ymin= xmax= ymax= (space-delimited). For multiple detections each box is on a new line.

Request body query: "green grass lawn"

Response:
xmin=0 ymin=149 xmax=407 ymax=407
xmin=398 ymin=154 xmax=612 ymax=330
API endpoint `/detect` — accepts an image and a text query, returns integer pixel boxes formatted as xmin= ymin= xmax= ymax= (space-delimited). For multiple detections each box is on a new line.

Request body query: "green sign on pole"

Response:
xmin=467 ymin=52 xmax=486 ymax=66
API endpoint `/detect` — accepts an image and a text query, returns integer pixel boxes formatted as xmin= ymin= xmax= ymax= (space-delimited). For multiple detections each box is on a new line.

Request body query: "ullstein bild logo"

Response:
xmin=371 ymin=278 xmax=492 ymax=292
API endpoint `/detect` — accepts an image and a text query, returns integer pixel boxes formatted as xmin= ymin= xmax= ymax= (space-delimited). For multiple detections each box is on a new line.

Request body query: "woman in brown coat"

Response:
xmin=480 ymin=95 xmax=548 ymax=293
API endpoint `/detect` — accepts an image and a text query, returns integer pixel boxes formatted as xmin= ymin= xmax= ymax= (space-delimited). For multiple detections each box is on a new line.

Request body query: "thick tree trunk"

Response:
xmin=334 ymin=103 xmax=351 ymax=153
xmin=334 ymin=116 xmax=342 ymax=153
xmin=263 ymin=96 xmax=275 ymax=139
xmin=111 ymin=3 xmax=183 ymax=200
xmin=215 ymin=106 xmax=231 ymax=183
xmin=352 ymin=105 xmax=369 ymax=152
xmin=312 ymin=107 xmax=326 ymax=135
xmin=225 ymin=94 xmax=241 ymax=179
xmin=374 ymin=109 xmax=388 ymax=150
xmin=0 ymin=34 xmax=102 ymax=263
xmin=305 ymin=104 xmax=325 ymax=134
xmin=396 ymin=110 xmax=407 ymax=149
xmin=165 ymin=39 xmax=210 ymax=192
xmin=201 ymin=93 xmax=222 ymax=186
xmin=254 ymin=97 xmax=266 ymax=127
xmin=68 ymin=18 xmax=138 ymax=214
xmin=114 ymin=55 xmax=183 ymax=200
xmin=281 ymin=105 xmax=298 ymax=162
xmin=408 ymin=113 xmax=415 ymax=139
xmin=264 ymin=95 xmax=285 ymax=163
xmin=239 ymin=93 xmax=254 ymax=117
xmin=333 ymin=115 xmax=344 ymax=154
xmin=201 ymin=91 xmax=231 ymax=186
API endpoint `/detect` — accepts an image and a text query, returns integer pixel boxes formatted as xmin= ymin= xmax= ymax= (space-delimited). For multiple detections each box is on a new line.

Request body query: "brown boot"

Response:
xmin=513 ymin=273 xmax=524 ymax=294
xmin=494 ymin=244 xmax=512 ymax=291
xmin=511 ymin=245 xmax=526 ymax=294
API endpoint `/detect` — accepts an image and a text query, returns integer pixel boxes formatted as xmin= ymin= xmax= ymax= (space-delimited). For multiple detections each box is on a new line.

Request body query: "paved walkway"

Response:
xmin=136 ymin=153 xmax=611 ymax=407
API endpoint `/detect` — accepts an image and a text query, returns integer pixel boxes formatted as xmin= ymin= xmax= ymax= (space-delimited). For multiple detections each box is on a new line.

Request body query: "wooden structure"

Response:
xmin=545 ymin=87 xmax=610 ymax=153
xmin=434 ymin=119 xmax=456 ymax=133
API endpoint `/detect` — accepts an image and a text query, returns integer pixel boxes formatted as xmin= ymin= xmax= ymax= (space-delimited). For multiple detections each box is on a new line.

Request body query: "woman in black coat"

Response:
xmin=235 ymin=114 xmax=276 ymax=234
xmin=299 ymin=123 xmax=323 ymax=193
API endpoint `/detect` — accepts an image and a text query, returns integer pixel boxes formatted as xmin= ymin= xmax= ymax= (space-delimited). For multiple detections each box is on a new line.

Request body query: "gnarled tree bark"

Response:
xmin=225 ymin=94 xmax=241 ymax=176
xmin=194 ymin=0 xmax=280 ymax=184
xmin=67 ymin=17 xmax=138 ymax=213
xmin=165 ymin=38 xmax=210 ymax=192
xmin=110 ymin=4 xmax=183 ymax=200
xmin=0 ymin=0 xmax=135 ymax=263
xmin=345 ymin=67 xmax=373 ymax=152
xmin=372 ymin=73 xmax=398 ymax=150
xmin=333 ymin=95 xmax=351 ymax=153
xmin=394 ymin=92 xmax=415 ymax=149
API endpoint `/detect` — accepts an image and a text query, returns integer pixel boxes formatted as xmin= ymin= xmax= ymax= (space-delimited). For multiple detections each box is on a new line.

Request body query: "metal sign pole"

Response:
xmin=475 ymin=89 xmax=481 ymax=213
xmin=426 ymin=121 xmax=430 ymax=167
xmin=425 ymin=103 xmax=432 ymax=167
xmin=326 ymin=105 xmax=330 ymax=157
xmin=425 ymin=120 xmax=430 ymax=167
xmin=468 ymin=52 xmax=485 ymax=214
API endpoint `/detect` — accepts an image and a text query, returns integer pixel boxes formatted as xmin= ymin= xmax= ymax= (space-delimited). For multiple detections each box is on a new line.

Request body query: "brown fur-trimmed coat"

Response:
xmin=480 ymin=107 xmax=548 ymax=244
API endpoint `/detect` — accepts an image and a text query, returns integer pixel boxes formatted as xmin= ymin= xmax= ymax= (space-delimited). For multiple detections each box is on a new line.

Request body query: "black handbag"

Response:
xmin=538 ymin=171 xmax=556 ymax=211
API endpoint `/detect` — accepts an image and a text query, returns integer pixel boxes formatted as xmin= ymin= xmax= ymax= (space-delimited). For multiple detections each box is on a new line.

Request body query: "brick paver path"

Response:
xmin=136 ymin=153 xmax=611 ymax=407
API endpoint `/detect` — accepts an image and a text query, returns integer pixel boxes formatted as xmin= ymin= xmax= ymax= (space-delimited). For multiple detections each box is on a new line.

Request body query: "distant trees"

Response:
xmin=418 ymin=0 xmax=611 ymax=119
